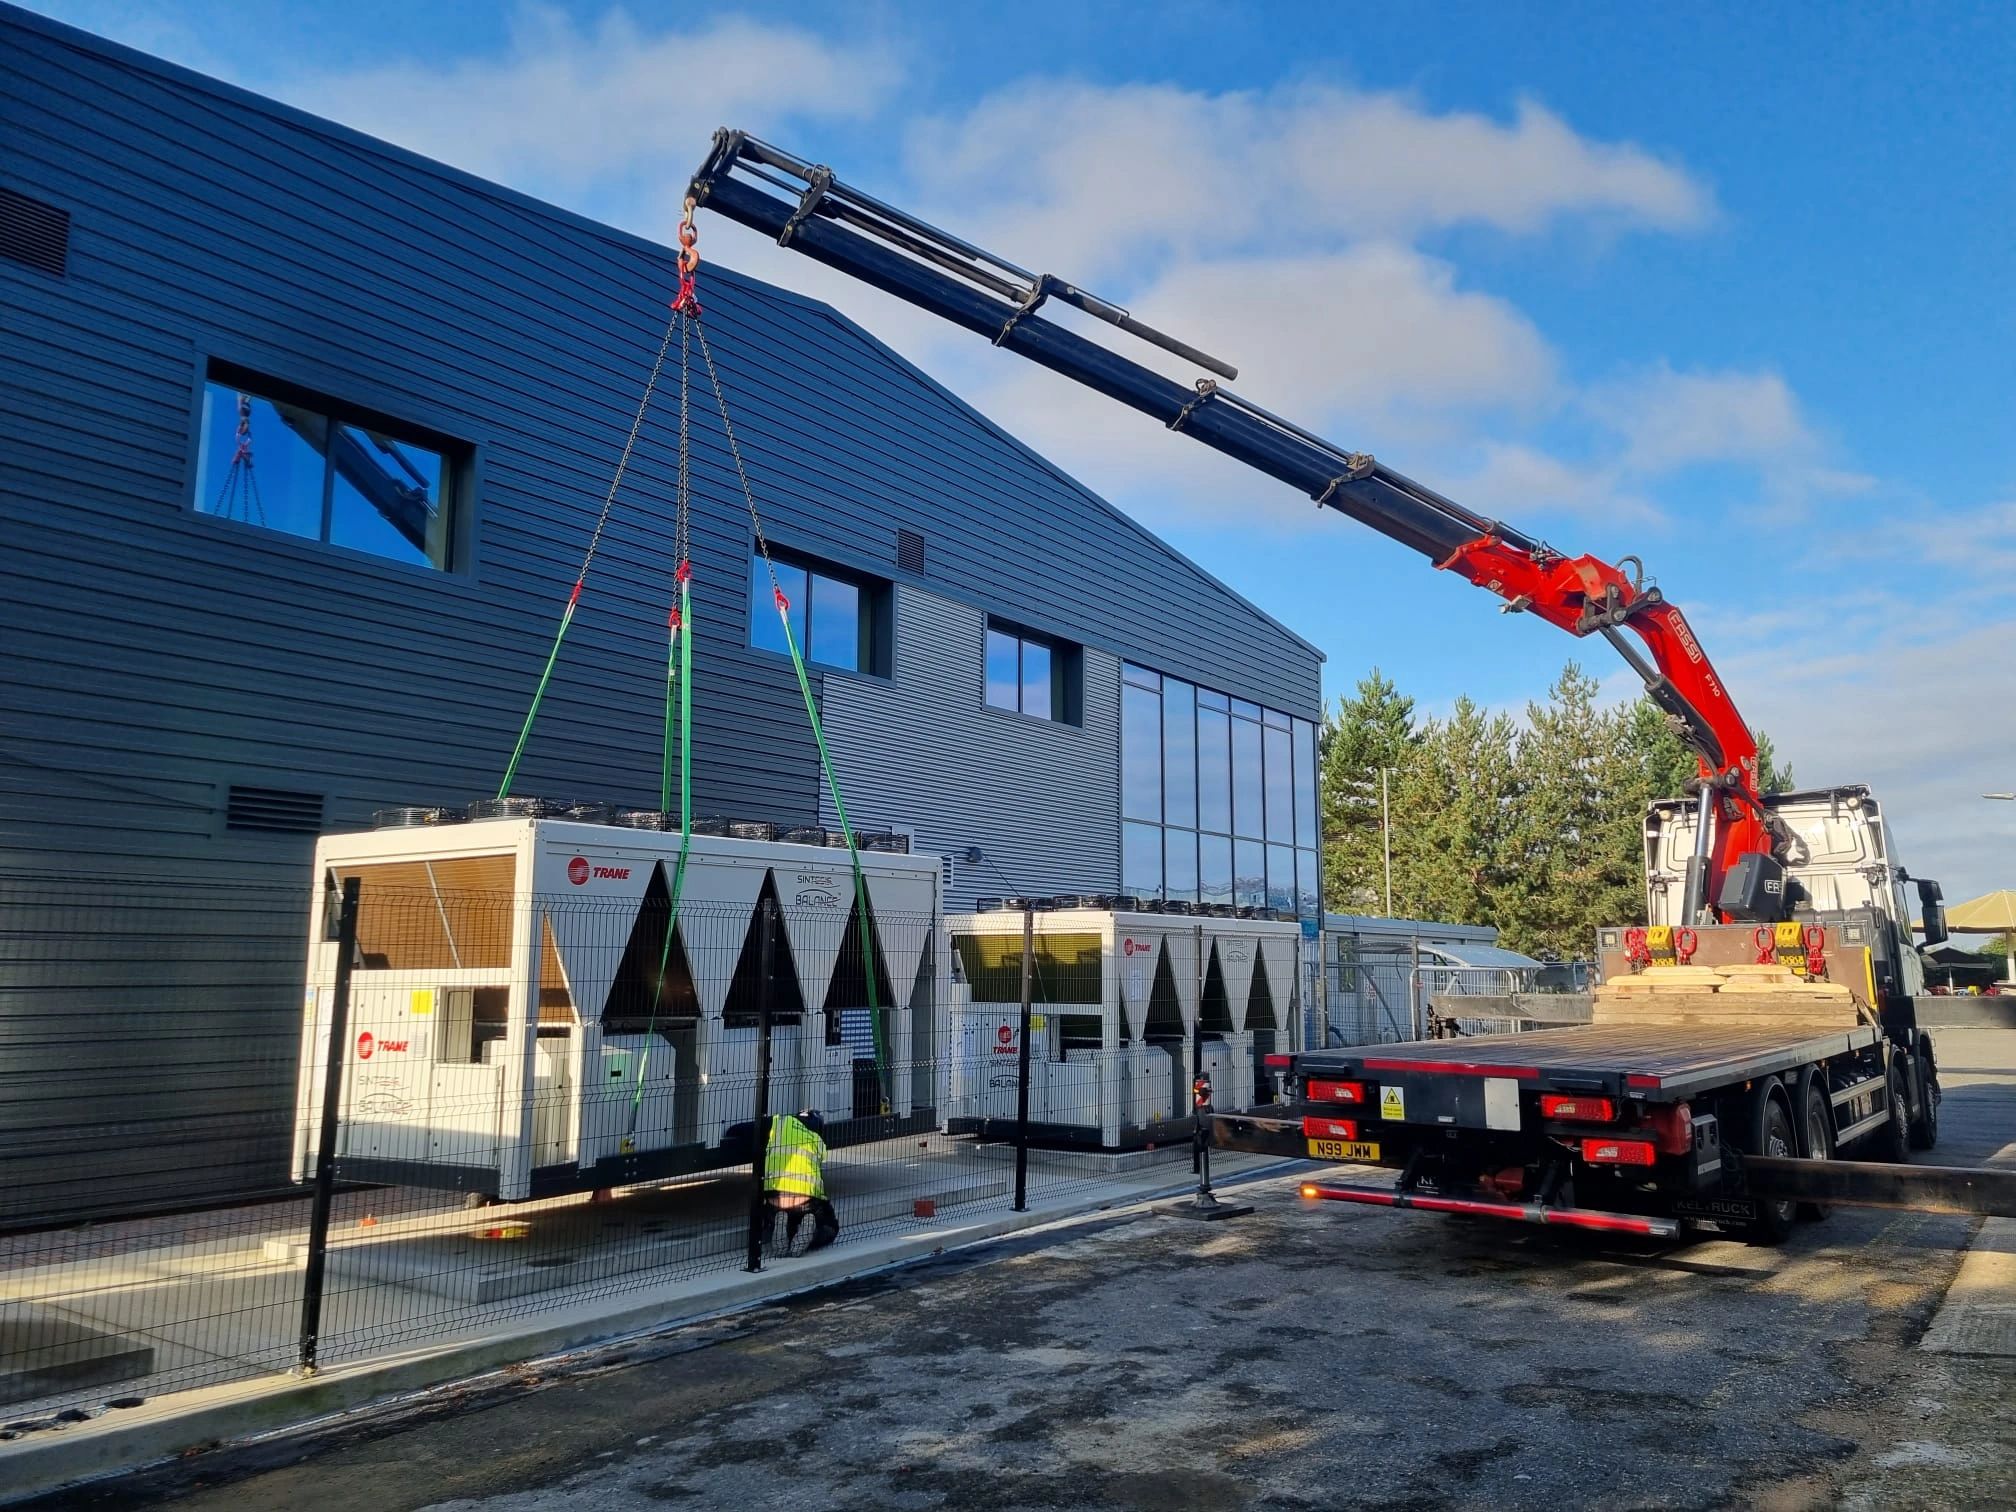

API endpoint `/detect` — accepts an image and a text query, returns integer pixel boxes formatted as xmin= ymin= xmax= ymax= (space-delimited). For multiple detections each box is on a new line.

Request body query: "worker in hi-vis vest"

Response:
xmin=763 ymin=1109 xmax=839 ymax=1253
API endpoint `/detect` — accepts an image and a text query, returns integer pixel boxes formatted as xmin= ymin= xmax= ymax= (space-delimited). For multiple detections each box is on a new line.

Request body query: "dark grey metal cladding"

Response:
xmin=0 ymin=3 xmax=1322 ymax=1223
xmin=817 ymin=587 xmax=1123 ymax=909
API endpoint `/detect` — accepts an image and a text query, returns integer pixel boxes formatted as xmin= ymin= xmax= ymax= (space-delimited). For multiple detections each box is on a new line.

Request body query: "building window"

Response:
xmin=193 ymin=365 xmax=464 ymax=571
xmin=986 ymin=622 xmax=1081 ymax=723
xmin=749 ymin=552 xmax=890 ymax=676
xmin=1119 ymin=662 xmax=1321 ymax=917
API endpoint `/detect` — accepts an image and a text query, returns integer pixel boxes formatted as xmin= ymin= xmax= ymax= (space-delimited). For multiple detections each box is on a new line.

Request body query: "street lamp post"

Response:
xmin=1982 ymin=795 xmax=2014 ymax=983
xmin=1381 ymin=766 xmax=1395 ymax=919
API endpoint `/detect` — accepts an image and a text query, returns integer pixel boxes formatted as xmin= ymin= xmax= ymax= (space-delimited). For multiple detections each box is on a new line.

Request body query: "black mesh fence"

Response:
xmin=0 ymin=878 xmax=1295 ymax=1427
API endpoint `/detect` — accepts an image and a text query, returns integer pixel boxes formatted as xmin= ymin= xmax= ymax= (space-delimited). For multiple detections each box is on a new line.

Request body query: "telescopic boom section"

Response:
xmin=686 ymin=130 xmax=1777 ymax=908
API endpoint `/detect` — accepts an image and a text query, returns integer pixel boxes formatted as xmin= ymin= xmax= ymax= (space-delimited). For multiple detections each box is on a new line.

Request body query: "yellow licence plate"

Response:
xmin=1306 ymin=1138 xmax=1381 ymax=1161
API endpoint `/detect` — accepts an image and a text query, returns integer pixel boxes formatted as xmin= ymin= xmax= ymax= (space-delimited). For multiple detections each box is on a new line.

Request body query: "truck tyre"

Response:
xmin=1880 ymin=1064 xmax=1911 ymax=1164
xmin=1796 ymin=1076 xmax=1832 ymax=1223
xmin=1743 ymin=1089 xmax=1797 ymax=1245
xmin=1909 ymin=1053 xmax=1941 ymax=1151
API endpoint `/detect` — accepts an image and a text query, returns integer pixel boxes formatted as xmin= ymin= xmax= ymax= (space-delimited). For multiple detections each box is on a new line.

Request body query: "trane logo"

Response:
xmin=566 ymin=856 xmax=630 ymax=885
xmin=356 ymin=1033 xmax=410 ymax=1058
xmin=1122 ymin=938 xmax=1153 ymax=957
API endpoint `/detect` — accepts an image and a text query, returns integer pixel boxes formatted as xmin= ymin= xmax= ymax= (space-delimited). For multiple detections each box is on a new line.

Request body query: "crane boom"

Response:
xmin=686 ymin=129 xmax=1780 ymax=919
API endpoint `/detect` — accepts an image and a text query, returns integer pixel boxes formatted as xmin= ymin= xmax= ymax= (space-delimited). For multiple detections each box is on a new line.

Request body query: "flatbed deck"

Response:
xmin=1298 ymin=1021 xmax=1880 ymax=1101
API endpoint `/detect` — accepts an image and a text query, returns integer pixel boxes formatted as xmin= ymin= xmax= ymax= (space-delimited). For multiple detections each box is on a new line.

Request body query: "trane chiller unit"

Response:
xmin=292 ymin=815 xmax=946 ymax=1201
xmin=945 ymin=905 xmax=1302 ymax=1149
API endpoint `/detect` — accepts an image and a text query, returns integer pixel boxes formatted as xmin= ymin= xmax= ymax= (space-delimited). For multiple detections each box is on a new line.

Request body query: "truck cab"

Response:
xmin=1643 ymin=784 xmax=1947 ymax=1011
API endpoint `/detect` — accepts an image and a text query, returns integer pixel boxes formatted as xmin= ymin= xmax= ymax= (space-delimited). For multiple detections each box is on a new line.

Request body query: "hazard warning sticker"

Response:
xmin=1379 ymin=1085 xmax=1406 ymax=1123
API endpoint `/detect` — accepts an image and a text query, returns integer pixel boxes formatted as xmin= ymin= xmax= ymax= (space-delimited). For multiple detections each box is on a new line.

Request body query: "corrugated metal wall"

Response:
xmin=0 ymin=4 xmax=1322 ymax=1222
xmin=818 ymin=587 xmax=1122 ymax=909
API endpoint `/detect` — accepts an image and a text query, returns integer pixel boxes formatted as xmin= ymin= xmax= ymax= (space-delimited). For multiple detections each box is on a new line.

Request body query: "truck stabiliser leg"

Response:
xmin=1297 ymin=1180 xmax=1681 ymax=1239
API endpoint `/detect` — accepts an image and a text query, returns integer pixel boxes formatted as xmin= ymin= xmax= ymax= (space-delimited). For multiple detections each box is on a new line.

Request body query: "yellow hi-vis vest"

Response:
xmin=763 ymin=1115 xmax=827 ymax=1200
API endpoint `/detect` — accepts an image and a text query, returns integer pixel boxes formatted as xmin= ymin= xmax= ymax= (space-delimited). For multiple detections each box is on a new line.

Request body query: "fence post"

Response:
xmin=746 ymin=897 xmax=777 ymax=1273
xmin=1012 ymin=904 xmax=1033 ymax=1212
xmin=1409 ymin=933 xmax=1422 ymax=1040
xmin=1192 ymin=923 xmax=1205 ymax=1175
xmin=298 ymin=873 xmax=360 ymax=1376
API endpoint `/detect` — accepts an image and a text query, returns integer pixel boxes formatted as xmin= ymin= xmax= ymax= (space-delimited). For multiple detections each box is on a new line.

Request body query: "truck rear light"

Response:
xmin=1645 ymin=1101 xmax=1693 ymax=1155
xmin=1308 ymin=1079 xmax=1365 ymax=1105
xmin=1301 ymin=1116 xmax=1359 ymax=1142
xmin=1263 ymin=1053 xmax=1293 ymax=1070
xmin=1540 ymin=1094 xmax=1617 ymax=1122
xmin=1581 ymin=1137 xmax=1657 ymax=1167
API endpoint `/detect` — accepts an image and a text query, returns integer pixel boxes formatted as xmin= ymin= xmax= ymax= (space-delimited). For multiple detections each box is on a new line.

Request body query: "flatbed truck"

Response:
xmin=679 ymin=135 xmax=1981 ymax=1243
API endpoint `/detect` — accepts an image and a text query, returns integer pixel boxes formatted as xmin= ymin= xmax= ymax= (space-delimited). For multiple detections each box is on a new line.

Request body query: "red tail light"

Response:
xmin=1645 ymin=1101 xmax=1693 ymax=1155
xmin=1263 ymin=1053 xmax=1293 ymax=1070
xmin=1540 ymin=1094 xmax=1617 ymax=1123
xmin=1581 ymin=1137 xmax=1657 ymax=1167
xmin=1301 ymin=1116 xmax=1359 ymax=1141
xmin=1308 ymin=1079 xmax=1365 ymax=1105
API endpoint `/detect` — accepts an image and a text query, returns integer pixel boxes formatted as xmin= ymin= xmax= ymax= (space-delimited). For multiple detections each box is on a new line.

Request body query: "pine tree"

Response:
xmin=1500 ymin=664 xmax=1642 ymax=959
xmin=1389 ymin=697 xmax=1520 ymax=927
xmin=1319 ymin=670 xmax=1421 ymax=915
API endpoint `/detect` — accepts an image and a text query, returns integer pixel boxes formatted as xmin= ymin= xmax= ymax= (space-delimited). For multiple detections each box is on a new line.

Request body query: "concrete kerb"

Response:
xmin=0 ymin=1156 xmax=1301 ymax=1506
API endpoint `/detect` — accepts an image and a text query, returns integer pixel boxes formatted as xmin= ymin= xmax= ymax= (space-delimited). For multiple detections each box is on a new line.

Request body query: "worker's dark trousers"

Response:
xmin=767 ymin=1195 xmax=840 ymax=1254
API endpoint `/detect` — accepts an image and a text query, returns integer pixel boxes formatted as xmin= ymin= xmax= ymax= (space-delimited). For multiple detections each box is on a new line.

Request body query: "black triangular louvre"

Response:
xmin=724 ymin=872 xmax=806 ymax=1026
xmin=1199 ymin=946 xmax=1236 ymax=1035
xmin=1141 ymin=948 xmax=1184 ymax=1043
xmin=1249 ymin=948 xmax=1275 ymax=1031
xmin=602 ymin=862 xmax=698 ymax=1031
xmin=822 ymin=888 xmax=895 ymax=1015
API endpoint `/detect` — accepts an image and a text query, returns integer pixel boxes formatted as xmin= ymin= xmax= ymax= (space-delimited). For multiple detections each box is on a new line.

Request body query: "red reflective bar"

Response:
xmin=1539 ymin=1094 xmax=1617 ymax=1122
xmin=1301 ymin=1116 xmax=1359 ymax=1142
xmin=1263 ymin=1053 xmax=1293 ymax=1069
xmin=1581 ymin=1137 xmax=1657 ymax=1167
xmin=1307 ymin=1079 xmax=1365 ymax=1104
xmin=1541 ymin=1207 xmax=1677 ymax=1236
xmin=1362 ymin=1058 xmax=1540 ymax=1079
xmin=1626 ymin=1073 xmax=1662 ymax=1090
xmin=1299 ymin=1182 xmax=1680 ymax=1238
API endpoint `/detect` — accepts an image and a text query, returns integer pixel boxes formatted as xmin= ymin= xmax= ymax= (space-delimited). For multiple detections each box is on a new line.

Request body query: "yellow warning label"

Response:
xmin=1030 ymin=1014 xmax=1047 ymax=1031
xmin=1380 ymin=1085 xmax=1406 ymax=1123
xmin=410 ymin=990 xmax=435 ymax=1017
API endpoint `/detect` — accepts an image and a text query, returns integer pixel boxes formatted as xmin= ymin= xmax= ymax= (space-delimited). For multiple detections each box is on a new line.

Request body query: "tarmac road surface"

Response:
xmin=43 ymin=1030 xmax=2016 ymax=1512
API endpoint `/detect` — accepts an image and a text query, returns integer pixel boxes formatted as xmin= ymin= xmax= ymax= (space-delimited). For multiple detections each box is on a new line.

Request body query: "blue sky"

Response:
xmin=31 ymin=0 xmax=2016 ymax=901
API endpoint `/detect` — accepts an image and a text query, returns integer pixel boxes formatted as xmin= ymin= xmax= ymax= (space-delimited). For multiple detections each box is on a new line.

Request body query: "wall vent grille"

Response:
xmin=226 ymin=785 xmax=324 ymax=834
xmin=0 ymin=188 xmax=70 ymax=276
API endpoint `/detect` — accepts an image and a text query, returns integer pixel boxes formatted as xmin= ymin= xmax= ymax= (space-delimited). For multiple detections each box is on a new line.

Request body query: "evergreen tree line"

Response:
xmin=1319 ymin=666 xmax=1793 ymax=961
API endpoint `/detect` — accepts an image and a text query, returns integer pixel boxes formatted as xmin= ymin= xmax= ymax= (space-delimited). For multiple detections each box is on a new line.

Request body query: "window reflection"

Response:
xmin=985 ymin=629 xmax=1019 ymax=710
xmin=1122 ymin=820 xmax=1164 ymax=901
xmin=1114 ymin=662 xmax=1321 ymax=917
xmin=1232 ymin=716 xmax=1263 ymax=839
xmin=195 ymin=378 xmax=459 ymax=570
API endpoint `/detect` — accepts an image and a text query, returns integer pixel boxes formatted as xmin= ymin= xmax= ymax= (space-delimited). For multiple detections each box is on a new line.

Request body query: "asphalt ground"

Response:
xmin=35 ymin=1030 xmax=2016 ymax=1512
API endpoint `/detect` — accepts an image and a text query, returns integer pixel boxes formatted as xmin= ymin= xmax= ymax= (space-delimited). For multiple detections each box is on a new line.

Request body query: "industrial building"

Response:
xmin=0 ymin=6 xmax=1323 ymax=1222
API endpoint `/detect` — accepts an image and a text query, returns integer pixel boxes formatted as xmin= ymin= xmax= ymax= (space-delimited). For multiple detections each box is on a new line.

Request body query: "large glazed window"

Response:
xmin=985 ymin=621 xmax=1082 ymax=724
xmin=748 ymin=551 xmax=890 ymax=675
xmin=1117 ymin=664 xmax=1319 ymax=917
xmin=193 ymin=366 xmax=464 ymax=570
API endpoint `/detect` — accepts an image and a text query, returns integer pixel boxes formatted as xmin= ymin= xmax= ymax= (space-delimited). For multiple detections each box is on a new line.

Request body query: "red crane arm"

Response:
xmin=1440 ymin=535 xmax=1773 ymax=885
xmin=685 ymin=130 xmax=1783 ymax=917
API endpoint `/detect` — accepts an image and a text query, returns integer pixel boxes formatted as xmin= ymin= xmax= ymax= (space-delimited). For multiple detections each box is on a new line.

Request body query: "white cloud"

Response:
xmin=903 ymin=82 xmax=1713 ymax=286
xmin=280 ymin=5 xmax=901 ymax=192
xmin=1583 ymin=363 xmax=1875 ymax=506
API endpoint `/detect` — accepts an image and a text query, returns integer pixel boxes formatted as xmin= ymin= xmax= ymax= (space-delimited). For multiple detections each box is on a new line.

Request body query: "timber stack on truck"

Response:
xmin=684 ymin=131 xmax=1980 ymax=1243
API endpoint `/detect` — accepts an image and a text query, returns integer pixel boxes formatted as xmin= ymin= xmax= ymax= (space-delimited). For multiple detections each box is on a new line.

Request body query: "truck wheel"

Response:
xmin=1744 ymin=1090 xmax=1797 ymax=1246
xmin=1880 ymin=1064 xmax=1911 ymax=1164
xmin=1796 ymin=1077 xmax=1832 ymax=1222
xmin=1908 ymin=1054 xmax=1941 ymax=1151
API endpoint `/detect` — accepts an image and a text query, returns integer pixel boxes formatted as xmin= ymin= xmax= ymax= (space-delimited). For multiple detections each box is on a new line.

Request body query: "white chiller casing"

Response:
xmin=293 ymin=818 xmax=946 ymax=1200
xmin=944 ymin=908 xmax=1302 ymax=1148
